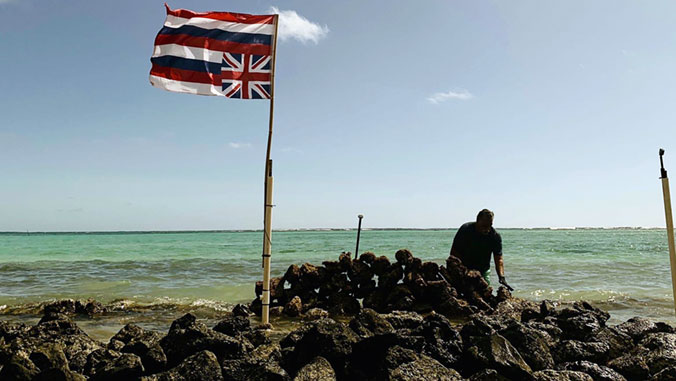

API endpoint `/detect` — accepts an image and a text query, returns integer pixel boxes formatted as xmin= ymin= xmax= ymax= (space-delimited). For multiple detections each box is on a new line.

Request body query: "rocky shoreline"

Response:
xmin=1 ymin=250 xmax=675 ymax=380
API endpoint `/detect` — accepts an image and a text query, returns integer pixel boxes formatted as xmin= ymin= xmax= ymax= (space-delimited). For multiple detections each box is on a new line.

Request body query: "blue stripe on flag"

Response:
xmin=151 ymin=56 xmax=222 ymax=74
xmin=159 ymin=25 xmax=272 ymax=46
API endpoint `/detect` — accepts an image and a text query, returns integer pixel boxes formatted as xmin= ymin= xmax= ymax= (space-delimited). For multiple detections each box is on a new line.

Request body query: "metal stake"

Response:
xmin=355 ymin=214 xmax=364 ymax=260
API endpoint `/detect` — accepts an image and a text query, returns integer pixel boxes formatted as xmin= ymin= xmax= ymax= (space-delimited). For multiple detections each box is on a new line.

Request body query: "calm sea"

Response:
xmin=1 ymin=229 xmax=674 ymax=339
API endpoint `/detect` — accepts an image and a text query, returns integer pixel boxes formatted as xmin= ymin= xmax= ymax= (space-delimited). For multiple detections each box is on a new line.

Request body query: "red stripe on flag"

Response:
xmin=154 ymin=34 xmax=272 ymax=55
xmin=221 ymin=71 xmax=270 ymax=82
xmin=150 ymin=65 xmax=221 ymax=86
xmin=165 ymin=4 xmax=275 ymax=25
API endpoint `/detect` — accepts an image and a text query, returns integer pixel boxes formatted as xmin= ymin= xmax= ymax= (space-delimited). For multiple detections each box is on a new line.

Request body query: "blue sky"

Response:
xmin=1 ymin=0 xmax=676 ymax=231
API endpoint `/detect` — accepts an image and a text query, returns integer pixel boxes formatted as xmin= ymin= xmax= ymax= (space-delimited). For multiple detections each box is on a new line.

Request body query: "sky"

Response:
xmin=2 ymin=0 xmax=676 ymax=231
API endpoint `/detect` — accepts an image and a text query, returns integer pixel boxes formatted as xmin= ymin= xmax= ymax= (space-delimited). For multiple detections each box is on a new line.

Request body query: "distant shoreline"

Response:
xmin=0 ymin=226 xmax=667 ymax=235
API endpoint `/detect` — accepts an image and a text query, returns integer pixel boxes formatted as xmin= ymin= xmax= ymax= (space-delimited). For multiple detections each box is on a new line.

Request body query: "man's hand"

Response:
xmin=498 ymin=275 xmax=514 ymax=291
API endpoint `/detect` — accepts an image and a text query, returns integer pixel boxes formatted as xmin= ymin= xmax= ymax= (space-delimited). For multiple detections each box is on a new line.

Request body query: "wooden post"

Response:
xmin=659 ymin=149 xmax=676 ymax=317
xmin=261 ymin=15 xmax=279 ymax=327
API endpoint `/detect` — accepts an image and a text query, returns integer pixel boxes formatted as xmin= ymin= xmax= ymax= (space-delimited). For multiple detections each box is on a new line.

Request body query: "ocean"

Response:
xmin=1 ymin=229 xmax=674 ymax=340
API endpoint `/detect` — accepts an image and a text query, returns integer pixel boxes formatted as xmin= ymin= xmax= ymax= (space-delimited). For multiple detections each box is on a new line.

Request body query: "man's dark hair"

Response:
xmin=476 ymin=209 xmax=494 ymax=221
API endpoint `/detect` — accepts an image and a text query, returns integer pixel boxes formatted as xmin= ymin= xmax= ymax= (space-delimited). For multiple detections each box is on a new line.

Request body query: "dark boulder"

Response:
xmin=606 ymin=350 xmax=650 ymax=380
xmin=285 ymin=319 xmax=358 ymax=378
xmin=639 ymin=332 xmax=676 ymax=375
xmin=349 ymin=308 xmax=394 ymax=337
xmin=293 ymin=356 xmax=335 ymax=381
xmin=359 ymin=252 xmax=376 ymax=264
xmin=110 ymin=323 xmax=166 ymax=374
xmin=500 ymin=320 xmax=555 ymax=371
xmin=556 ymin=361 xmax=626 ymax=381
xmin=338 ymin=252 xmax=352 ymax=271
xmin=464 ymin=333 xmax=533 ymax=380
xmin=33 ymin=368 xmax=87 ymax=381
xmin=649 ymin=366 xmax=676 ymax=381
xmin=469 ymin=369 xmax=511 ymax=381
xmin=395 ymin=249 xmax=414 ymax=266
xmin=213 ymin=316 xmax=251 ymax=337
xmin=0 ymin=353 xmax=40 ymax=381
xmin=89 ymin=352 xmax=144 ymax=381
xmin=284 ymin=264 xmax=301 ymax=285
xmin=615 ymin=317 xmax=667 ymax=342
xmin=382 ymin=310 xmax=424 ymax=330
xmin=589 ymin=327 xmax=633 ymax=360
xmin=303 ymin=308 xmax=329 ymax=321
xmin=29 ymin=343 xmax=69 ymax=372
xmin=232 ymin=303 xmax=251 ymax=318
xmin=144 ymin=350 xmax=224 ymax=381
xmin=284 ymin=296 xmax=303 ymax=317
xmin=532 ymin=370 xmax=593 ymax=381
xmin=552 ymin=340 xmax=610 ymax=364
xmin=160 ymin=313 xmax=252 ymax=367
xmin=371 ymin=256 xmax=391 ymax=276
xmin=388 ymin=353 xmax=463 ymax=381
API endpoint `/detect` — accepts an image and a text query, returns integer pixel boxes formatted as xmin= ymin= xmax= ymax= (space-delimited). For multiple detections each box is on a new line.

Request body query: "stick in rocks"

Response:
xmin=354 ymin=214 xmax=364 ymax=260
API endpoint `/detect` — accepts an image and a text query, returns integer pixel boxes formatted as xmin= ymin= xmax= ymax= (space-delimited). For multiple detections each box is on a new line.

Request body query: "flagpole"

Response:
xmin=659 ymin=149 xmax=676 ymax=317
xmin=261 ymin=14 xmax=279 ymax=327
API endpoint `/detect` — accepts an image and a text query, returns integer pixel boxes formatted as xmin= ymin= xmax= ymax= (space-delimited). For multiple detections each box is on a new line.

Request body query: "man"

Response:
xmin=449 ymin=209 xmax=508 ymax=287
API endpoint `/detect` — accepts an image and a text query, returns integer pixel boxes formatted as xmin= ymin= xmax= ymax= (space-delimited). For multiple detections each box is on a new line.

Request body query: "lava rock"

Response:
xmin=29 ymin=343 xmax=69 ymax=371
xmin=143 ymin=350 xmax=224 ymax=381
xmin=639 ymin=332 xmax=676 ymax=375
xmin=293 ymin=356 xmax=336 ymax=381
xmin=382 ymin=310 xmax=424 ymax=330
xmin=371 ymin=256 xmax=391 ymax=276
xmin=464 ymin=333 xmax=533 ymax=380
xmin=33 ymin=368 xmax=87 ymax=381
xmin=160 ymin=313 xmax=252 ymax=367
xmin=89 ymin=352 xmax=144 ymax=381
xmin=285 ymin=318 xmax=358 ymax=378
xmin=0 ymin=353 xmax=40 ymax=381
xmin=232 ymin=304 xmax=252 ymax=317
xmin=607 ymin=350 xmax=650 ymax=380
xmin=303 ymin=308 xmax=329 ymax=321
xmin=284 ymin=296 xmax=303 ymax=317
xmin=213 ymin=316 xmax=251 ymax=337
xmin=395 ymin=249 xmax=414 ymax=266
xmin=359 ymin=252 xmax=376 ymax=264
xmin=469 ymin=369 xmax=511 ymax=381
xmin=349 ymin=308 xmax=394 ymax=337
xmin=552 ymin=340 xmax=610 ymax=364
xmin=532 ymin=369 xmax=593 ymax=381
xmin=388 ymin=353 xmax=463 ymax=381
xmin=500 ymin=320 xmax=554 ymax=371
xmin=556 ymin=361 xmax=626 ymax=381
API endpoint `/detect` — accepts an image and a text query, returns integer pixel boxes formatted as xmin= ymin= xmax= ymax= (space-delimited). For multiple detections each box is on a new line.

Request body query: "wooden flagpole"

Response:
xmin=261 ymin=14 xmax=279 ymax=327
xmin=659 ymin=149 xmax=676 ymax=317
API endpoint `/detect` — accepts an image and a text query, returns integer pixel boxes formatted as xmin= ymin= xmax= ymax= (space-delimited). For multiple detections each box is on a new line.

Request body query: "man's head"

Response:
xmin=475 ymin=209 xmax=494 ymax=235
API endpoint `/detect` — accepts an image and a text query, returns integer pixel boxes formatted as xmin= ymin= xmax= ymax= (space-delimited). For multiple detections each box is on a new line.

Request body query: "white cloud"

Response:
xmin=270 ymin=7 xmax=329 ymax=44
xmin=427 ymin=89 xmax=474 ymax=104
xmin=228 ymin=142 xmax=252 ymax=149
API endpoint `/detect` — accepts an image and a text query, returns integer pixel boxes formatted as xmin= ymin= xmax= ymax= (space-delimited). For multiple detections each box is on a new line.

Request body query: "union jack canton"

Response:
xmin=222 ymin=53 xmax=272 ymax=99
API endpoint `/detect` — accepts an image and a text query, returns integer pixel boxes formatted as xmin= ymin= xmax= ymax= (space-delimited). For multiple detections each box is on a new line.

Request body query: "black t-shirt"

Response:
xmin=451 ymin=222 xmax=502 ymax=272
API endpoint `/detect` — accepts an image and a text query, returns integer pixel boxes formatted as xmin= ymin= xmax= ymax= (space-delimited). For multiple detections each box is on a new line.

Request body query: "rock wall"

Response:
xmin=252 ymin=250 xmax=507 ymax=319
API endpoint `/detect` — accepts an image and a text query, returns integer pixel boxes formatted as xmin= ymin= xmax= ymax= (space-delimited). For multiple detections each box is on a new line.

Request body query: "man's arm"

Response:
xmin=494 ymin=253 xmax=505 ymax=280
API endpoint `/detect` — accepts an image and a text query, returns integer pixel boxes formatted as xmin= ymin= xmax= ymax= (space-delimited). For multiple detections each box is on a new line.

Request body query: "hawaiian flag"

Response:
xmin=150 ymin=4 xmax=277 ymax=99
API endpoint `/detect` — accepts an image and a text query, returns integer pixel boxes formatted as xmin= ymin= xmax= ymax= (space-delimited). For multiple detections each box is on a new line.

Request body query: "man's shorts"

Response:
xmin=481 ymin=269 xmax=491 ymax=285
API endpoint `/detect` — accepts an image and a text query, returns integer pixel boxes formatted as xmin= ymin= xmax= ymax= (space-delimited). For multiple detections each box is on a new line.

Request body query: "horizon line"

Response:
xmin=0 ymin=226 xmax=668 ymax=235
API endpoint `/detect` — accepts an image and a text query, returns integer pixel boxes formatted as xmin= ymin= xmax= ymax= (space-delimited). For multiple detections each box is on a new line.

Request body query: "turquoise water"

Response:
xmin=0 ymin=229 xmax=675 ymax=325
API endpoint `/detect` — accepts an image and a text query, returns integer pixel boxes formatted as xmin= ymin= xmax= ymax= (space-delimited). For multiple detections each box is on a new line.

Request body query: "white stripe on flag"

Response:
xmin=164 ymin=15 xmax=275 ymax=35
xmin=149 ymin=75 xmax=224 ymax=97
xmin=153 ymin=44 xmax=224 ymax=64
